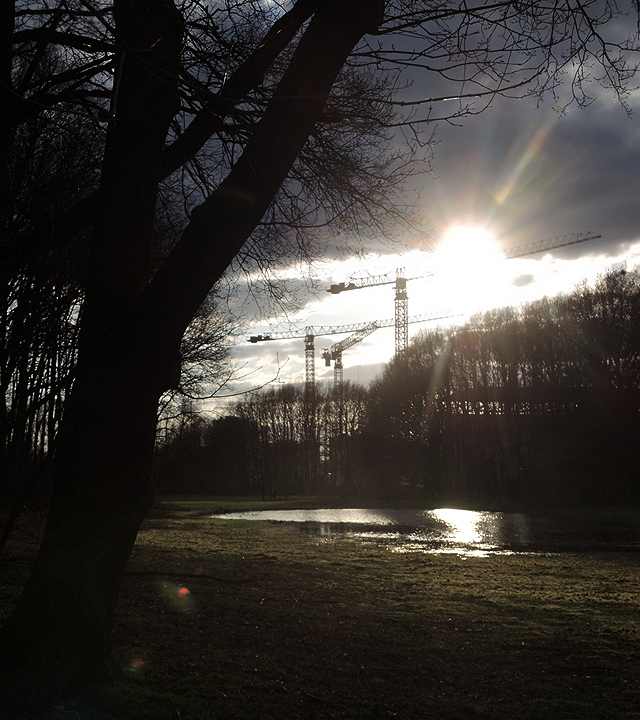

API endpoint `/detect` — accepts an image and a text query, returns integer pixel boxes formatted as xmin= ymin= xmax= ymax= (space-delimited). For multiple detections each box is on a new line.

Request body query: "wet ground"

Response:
xmin=211 ymin=507 xmax=640 ymax=555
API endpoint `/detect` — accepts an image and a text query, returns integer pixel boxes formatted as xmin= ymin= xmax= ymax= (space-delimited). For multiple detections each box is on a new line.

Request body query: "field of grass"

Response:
xmin=1 ymin=498 xmax=640 ymax=718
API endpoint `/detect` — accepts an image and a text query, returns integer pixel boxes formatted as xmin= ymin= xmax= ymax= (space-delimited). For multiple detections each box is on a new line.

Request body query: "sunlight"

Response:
xmin=430 ymin=226 xmax=508 ymax=314
xmin=435 ymin=226 xmax=503 ymax=274
xmin=432 ymin=508 xmax=483 ymax=546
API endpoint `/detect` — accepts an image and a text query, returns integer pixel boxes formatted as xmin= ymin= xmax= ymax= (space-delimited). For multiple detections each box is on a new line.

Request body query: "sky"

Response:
xmin=213 ymin=40 xmax=640 ymax=409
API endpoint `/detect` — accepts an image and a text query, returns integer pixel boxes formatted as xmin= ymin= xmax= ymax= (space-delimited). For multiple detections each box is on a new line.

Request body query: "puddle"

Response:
xmin=211 ymin=507 xmax=640 ymax=555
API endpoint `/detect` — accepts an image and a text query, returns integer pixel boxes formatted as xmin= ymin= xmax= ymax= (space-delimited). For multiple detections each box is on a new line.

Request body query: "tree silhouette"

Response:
xmin=365 ymin=268 xmax=640 ymax=504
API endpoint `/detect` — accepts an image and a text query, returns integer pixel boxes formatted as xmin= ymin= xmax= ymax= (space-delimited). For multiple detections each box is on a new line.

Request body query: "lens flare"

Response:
xmin=125 ymin=656 xmax=147 ymax=677
xmin=157 ymin=580 xmax=195 ymax=612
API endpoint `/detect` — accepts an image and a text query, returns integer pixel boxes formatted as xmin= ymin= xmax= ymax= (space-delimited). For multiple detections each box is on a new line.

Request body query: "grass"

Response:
xmin=2 ymin=498 xmax=640 ymax=718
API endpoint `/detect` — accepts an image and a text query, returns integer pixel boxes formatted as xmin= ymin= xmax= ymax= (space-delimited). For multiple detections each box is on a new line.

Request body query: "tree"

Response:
xmin=1 ymin=0 xmax=392 ymax=688
xmin=227 ymin=380 xmax=368 ymax=494
xmin=0 ymin=65 xmax=103 ymax=500
xmin=1 ymin=0 xmax=638 ymax=693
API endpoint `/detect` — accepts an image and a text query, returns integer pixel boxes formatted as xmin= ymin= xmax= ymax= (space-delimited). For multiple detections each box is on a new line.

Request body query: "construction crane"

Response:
xmin=249 ymin=311 xmax=455 ymax=392
xmin=319 ymin=311 xmax=455 ymax=439
xmin=327 ymin=231 xmax=601 ymax=354
xmin=322 ymin=310 xmax=457 ymax=389
xmin=328 ymin=267 xmax=434 ymax=353
xmin=249 ymin=320 xmax=393 ymax=392
xmin=321 ymin=323 xmax=379 ymax=390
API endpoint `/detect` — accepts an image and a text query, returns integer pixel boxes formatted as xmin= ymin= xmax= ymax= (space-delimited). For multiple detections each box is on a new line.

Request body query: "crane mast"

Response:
xmin=303 ymin=332 xmax=314 ymax=389
xmin=249 ymin=311 xmax=456 ymax=391
xmin=395 ymin=270 xmax=408 ymax=353
xmin=326 ymin=231 xmax=600 ymax=354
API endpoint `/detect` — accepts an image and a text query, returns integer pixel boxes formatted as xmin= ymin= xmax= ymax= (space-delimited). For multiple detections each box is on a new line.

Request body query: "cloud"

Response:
xmin=210 ymin=66 xmax=640 ymax=411
xmin=429 ymin=90 xmax=640 ymax=255
xmin=512 ymin=274 xmax=534 ymax=287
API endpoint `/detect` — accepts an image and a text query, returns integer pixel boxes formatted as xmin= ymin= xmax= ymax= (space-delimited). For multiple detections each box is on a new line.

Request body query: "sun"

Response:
xmin=430 ymin=226 xmax=507 ymax=313
xmin=435 ymin=226 xmax=502 ymax=269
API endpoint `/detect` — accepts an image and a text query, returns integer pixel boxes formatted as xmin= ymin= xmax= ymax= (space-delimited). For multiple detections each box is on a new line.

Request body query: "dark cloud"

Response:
xmin=429 ymin=91 xmax=640 ymax=256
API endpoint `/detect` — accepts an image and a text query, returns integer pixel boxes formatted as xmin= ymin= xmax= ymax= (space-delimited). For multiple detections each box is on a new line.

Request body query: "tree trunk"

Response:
xmin=0 ymin=0 xmax=184 ymax=688
xmin=0 ymin=467 xmax=152 ymax=687
xmin=0 ymin=0 xmax=384 ymax=691
xmin=0 ymin=303 xmax=181 ymax=687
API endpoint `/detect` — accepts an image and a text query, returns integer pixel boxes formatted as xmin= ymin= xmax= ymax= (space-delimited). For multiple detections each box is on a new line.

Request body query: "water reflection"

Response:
xmin=211 ymin=508 xmax=640 ymax=555
xmin=432 ymin=508 xmax=483 ymax=546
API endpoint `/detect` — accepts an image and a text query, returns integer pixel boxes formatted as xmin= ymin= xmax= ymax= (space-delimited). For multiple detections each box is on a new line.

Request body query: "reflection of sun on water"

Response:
xmin=432 ymin=508 xmax=483 ymax=546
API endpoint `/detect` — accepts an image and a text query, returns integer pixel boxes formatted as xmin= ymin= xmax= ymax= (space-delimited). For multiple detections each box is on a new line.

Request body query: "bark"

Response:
xmin=0 ymin=0 xmax=384 ymax=692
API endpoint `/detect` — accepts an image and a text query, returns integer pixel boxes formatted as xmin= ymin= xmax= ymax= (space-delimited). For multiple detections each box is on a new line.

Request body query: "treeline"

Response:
xmin=365 ymin=266 xmax=640 ymax=505
xmin=155 ymin=384 xmax=368 ymax=497
xmin=1 ymin=105 xmax=98 ymax=502
xmin=1 ymin=106 xmax=234 ymax=506
xmin=155 ymin=267 xmax=640 ymax=506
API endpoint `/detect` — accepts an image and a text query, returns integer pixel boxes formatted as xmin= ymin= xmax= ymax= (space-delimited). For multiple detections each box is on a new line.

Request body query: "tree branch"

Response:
xmin=138 ymin=0 xmax=385 ymax=356
xmin=159 ymin=0 xmax=319 ymax=180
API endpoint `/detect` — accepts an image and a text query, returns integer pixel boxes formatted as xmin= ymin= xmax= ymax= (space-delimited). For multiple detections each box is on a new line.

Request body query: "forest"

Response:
xmin=156 ymin=266 xmax=640 ymax=507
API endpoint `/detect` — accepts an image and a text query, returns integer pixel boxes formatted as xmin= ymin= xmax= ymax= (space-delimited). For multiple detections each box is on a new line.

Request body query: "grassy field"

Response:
xmin=1 ymin=498 xmax=640 ymax=718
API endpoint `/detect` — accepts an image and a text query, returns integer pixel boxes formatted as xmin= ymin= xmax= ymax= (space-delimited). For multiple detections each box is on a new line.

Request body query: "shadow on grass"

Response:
xmin=2 ymin=504 xmax=640 ymax=719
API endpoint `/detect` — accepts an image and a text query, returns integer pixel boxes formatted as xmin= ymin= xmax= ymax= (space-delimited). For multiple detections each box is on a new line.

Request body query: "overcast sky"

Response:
xmin=212 ymin=48 xmax=640 ymax=410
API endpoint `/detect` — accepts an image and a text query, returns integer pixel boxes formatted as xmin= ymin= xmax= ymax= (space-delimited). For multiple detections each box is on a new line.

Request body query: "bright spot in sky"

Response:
xmin=226 ymin=225 xmax=640 ymax=400
xmin=429 ymin=226 xmax=509 ymax=314
xmin=435 ymin=226 xmax=502 ymax=267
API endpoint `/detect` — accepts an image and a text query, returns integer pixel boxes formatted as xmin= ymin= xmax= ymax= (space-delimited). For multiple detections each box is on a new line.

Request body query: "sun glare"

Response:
xmin=431 ymin=226 xmax=507 ymax=313
xmin=436 ymin=226 xmax=502 ymax=268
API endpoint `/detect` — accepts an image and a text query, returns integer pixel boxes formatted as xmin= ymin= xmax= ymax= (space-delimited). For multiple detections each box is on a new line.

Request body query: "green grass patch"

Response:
xmin=2 ymin=506 xmax=640 ymax=718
